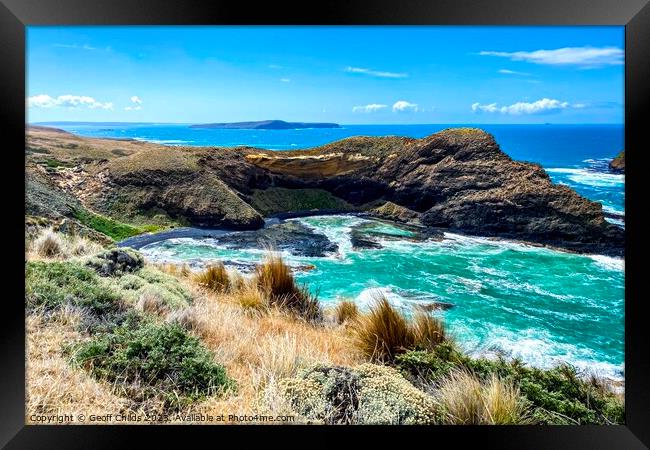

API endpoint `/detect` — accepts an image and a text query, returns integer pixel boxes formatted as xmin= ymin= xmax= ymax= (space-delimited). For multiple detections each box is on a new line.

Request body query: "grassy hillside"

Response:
xmin=25 ymin=227 xmax=624 ymax=425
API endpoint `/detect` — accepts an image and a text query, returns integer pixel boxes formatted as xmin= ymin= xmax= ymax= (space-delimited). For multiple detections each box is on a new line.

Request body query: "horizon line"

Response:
xmin=29 ymin=121 xmax=625 ymax=126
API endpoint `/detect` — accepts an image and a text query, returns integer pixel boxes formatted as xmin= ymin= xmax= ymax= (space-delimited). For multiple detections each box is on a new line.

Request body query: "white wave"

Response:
xmin=354 ymin=286 xmax=410 ymax=310
xmin=588 ymin=254 xmax=624 ymax=271
xmin=546 ymin=167 xmax=624 ymax=188
xmin=295 ymin=215 xmax=369 ymax=259
xmin=133 ymin=137 xmax=190 ymax=145
xmin=457 ymin=326 xmax=624 ymax=381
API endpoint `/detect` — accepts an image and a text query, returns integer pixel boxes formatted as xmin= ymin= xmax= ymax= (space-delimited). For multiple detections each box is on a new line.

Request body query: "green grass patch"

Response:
xmin=69 ymin=320 xmax=233 ymax=408
xmin=250 ymin=187 xmax=354 ymax=215
xmin=72 ymin=207 xmax=162 ymax=241
xmin=25 ymin=260 xmax=120 ymax=314
xmin=37 ymin=158 xmax=73 ymax=169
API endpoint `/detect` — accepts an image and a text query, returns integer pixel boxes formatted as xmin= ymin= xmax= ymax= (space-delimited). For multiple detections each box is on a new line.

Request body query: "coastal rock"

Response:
xmin=413 ymin=301 xmax=455 ymax=312
xmin=609 ymin=150 xmax=625 ymax=173
xmin=350 ymin=229 xmax=383 ymax=250
xmin=26 ymin=126 xmax=624 ymax=256
xmin=369 ymin=201 xmax=421 ymax=224
xmin=215 ymin=221 xmax=338 ymax=257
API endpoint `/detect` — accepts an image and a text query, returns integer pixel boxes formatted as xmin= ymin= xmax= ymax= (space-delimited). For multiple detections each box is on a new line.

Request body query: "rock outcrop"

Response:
xmin=609 ymin=150 xmax=625 ymax=173
xmin=26 ymin=126 xmax=624 ymax=255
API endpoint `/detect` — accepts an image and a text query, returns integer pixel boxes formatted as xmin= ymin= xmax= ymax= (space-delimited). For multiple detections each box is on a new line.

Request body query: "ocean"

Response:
xmin=42 ymin=122 xmax=625 ymax=380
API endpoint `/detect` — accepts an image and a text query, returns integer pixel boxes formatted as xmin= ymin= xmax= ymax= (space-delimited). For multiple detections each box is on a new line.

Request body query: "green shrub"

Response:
xmin=395 ymin=347 xmax=624 ymax=425
xmin=113 ymin=267 xmax=192 ymax=312
xmin=25 ymin=261 xmax=120 ymax=314
xmin=69 ymin=321 xmax=233 ymax=408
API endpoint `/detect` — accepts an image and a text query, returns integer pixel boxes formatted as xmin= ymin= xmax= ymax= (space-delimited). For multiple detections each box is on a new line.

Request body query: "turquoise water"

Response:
xmin=139 ymin=215 xmax=624 ymax=380
xmin=63 ymin=122 xmax=623 ymax=379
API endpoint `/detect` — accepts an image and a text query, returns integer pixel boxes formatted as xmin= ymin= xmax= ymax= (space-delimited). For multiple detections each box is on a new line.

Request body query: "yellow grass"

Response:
xmin=179 ymin=284 xmax=363 ymax=420
xmin=27 ymin=227 xmax=103 ymax=261
xmin=26 ymin=309 xmax=130 ymax=423
xmin=435 ymin=370 xmax=528 ymax=425
xmin=333 ymin=300 xmax=359 ymax=325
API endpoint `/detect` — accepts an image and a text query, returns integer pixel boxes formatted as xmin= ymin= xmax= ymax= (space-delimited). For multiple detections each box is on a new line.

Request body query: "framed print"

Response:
xmin=1 ymin=0 xmax=649 ymax=447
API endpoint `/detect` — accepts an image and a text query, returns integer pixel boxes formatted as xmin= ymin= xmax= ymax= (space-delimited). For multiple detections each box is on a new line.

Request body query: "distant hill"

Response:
xmin=190 ymin=120 xmax=340 ymax=130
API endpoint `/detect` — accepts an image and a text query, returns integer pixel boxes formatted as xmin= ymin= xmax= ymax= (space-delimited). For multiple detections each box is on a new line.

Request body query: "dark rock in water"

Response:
xmin=216 ymin=221 xmax=338 ymax=257
xmin=86 ymin=248 xmax=144 ymax=276
xmin=414 ymin=301 xmax=455 ymax=312
xmin=350 ymin=230 xmax=383 ymax=250
xmin=349 ymin=221 xmax=443 ymax=250
xmin=218 ymin=260 xmax=316 ymax=274
xmin=609 ymin=150 xmax=625 ymax=173
xmin=368 ymin=201 xmax=421 ymax=225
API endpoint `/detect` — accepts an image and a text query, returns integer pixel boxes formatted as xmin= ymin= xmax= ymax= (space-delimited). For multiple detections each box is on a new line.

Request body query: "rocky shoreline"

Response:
xmin=26 ymin=126 xmax=624 ymax=256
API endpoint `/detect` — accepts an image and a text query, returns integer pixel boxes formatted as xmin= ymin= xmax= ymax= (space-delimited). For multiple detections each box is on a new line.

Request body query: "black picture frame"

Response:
xmin=2 ymin=0 xmax=648 ymax=447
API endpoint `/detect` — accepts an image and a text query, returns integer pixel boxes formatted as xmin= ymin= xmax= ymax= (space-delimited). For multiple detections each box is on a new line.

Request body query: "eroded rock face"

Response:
xmin=27 ymin=126 xmax=624 ymax=255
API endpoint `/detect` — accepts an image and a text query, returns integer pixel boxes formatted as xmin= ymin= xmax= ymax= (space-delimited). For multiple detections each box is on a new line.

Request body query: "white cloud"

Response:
xmin=471 ymin=98 xmax=584 ymax=115
xmin=27 ymin=94 xmax=113 ymax=110
xmin=498 ymin=69 xmax=530 ymax=76
xmin=124 ymin=106 xmax=142 ymax=111
xmin=345 ymin=66 xmax=408 ymax=78
xmin=480 ymin=46 xmax=623 ymax=67
xmin=352 ymin=103 xmax=388 ymax=113
xmin=130 ymin=96 xmax=143 ymax=104
xmin=392 ymin=100 xmax=418 ymax=112
xmin=280 ymin=78 xmax=291 ymax=83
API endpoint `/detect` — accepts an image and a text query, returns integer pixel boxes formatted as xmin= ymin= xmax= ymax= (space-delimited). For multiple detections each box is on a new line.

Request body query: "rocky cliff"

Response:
xmin=25 ymin=126 xmax=624 ymax=256
xmin=609 ymin=150 xmax=625 ymax=173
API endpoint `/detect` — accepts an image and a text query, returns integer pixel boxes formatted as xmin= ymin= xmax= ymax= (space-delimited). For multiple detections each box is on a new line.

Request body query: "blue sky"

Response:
xmin=27 ymin=26 xmax=624 ymax=124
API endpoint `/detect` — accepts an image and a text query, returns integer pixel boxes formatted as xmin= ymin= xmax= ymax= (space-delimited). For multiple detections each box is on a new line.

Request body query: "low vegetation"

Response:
xmin=25 ymin=227 xmax=625 ymax=425
xmin=250 ymin=187 xmax=354 ymax=216
xmin=193 ymin=262 xmax=231 ymax=293
xmin=353 ymin=296 xmax=447 ymax=362
xmin=333 ymin=300 xmax=359 ymax=325
xmin=72 ymin=207 xmax=161 ymax=241
xmin=69 ymin=320 xmax=233 ymax=409
xmin=254 ymin=253 xmax=322 ymax=322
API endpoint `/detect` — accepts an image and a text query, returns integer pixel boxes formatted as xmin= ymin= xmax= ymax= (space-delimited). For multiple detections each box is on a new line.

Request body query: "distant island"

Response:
xmin=190 ymin=120 xmax=340 ymax=130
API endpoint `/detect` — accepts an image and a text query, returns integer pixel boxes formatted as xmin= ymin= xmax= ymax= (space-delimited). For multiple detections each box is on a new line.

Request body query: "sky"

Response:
xmin=27 ymin=26 xmax=624 ymax=124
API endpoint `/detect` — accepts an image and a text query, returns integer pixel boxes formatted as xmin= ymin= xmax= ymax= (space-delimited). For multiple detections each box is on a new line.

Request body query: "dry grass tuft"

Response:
xmin=354 ymin=296 xmax=413 ymax=362
xmin=157 ymin=262 xmax=191 ymax=278
xmin=28 ymin=227 xmax=103 ymax=260
xmin=353 ymin=296 xmax=448 ymax=363
xmin=412 ymin=311 xmax=446 ymax=348
xmin=435 ymin=370 xmax=528 ymax=425
xmin=193 ymin=262 xmax=230 ymax=293
xmin=183 ymin=283 xmax=361 ymax=420
xmin=233 ymin=283 xmax=267 ymax=311
xmin=333 ymin=300 xmax=359 ymax=325
xmin=32 ymin=228 xmax=64 ymax=257
xmin=26 ymin=312 xmax=131 ymax=423
xmin=136 ymin=291 xmax=170 ymax=316
xmin=255 ymin=253 xmax=322 ymax=322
